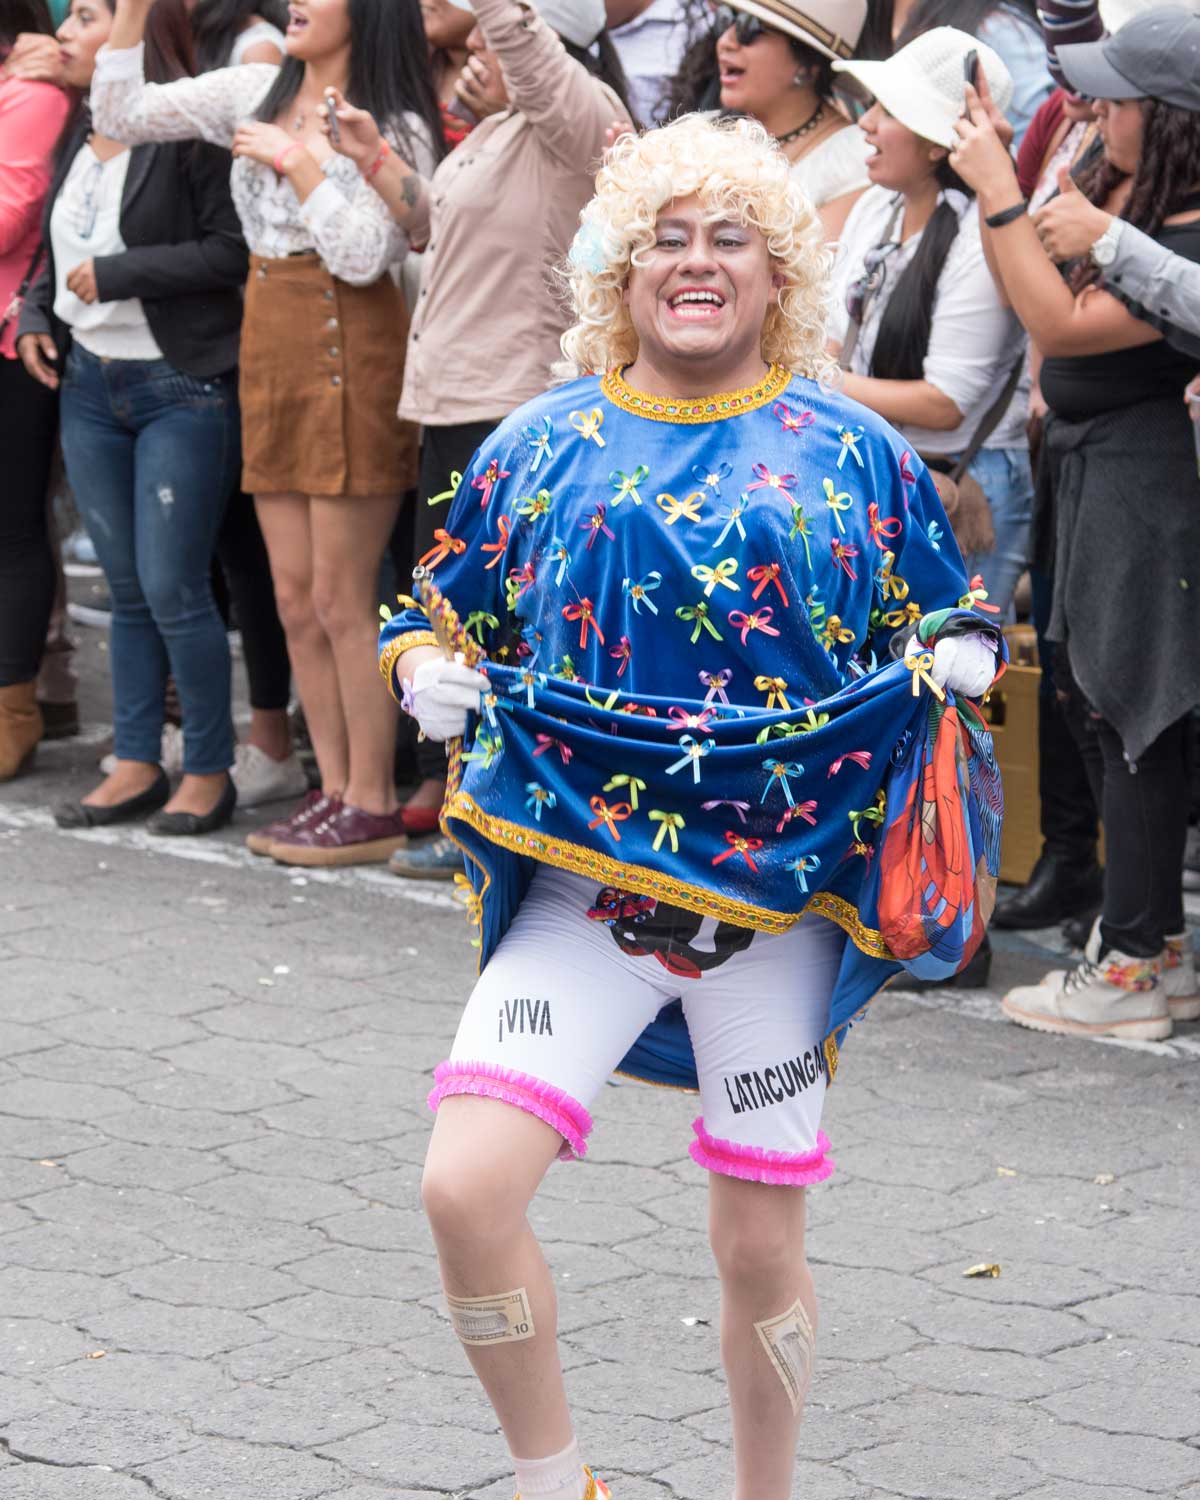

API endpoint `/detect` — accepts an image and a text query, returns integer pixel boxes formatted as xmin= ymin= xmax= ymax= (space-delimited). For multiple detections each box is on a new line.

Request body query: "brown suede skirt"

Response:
xmin=239 ymin=253 xmax=418 ymax=497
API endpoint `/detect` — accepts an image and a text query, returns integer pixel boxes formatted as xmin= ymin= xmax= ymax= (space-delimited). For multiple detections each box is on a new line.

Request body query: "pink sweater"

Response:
xmin=0 ymin=76 xmax=71 ymax=359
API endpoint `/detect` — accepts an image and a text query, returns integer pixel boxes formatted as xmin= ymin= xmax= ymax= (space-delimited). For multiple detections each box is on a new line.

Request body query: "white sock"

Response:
xmin=513 ymin=1437 xmax=587 ymax=1500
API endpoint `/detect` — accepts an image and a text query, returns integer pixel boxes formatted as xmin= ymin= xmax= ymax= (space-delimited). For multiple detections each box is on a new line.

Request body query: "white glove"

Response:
xmin=930 ymin=633 xmax=999 ymax=700
xmin=405 ymin=654 xmax=489 ymax=741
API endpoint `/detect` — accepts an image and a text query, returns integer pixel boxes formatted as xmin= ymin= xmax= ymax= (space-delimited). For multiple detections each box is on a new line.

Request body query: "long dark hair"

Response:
xmin=191 ymin=0 xmax=285 ymax=73
xmin=563 ymin=33 xmax=639 ymax=130
xmin=0 ymin=0 xmax=51 ymax=50
xmin=856 ymin=1 xmax=894 ymax=60
xmin=254 ymin=0 xmax=443 ymax=167
xmin=896 ymin=0 xmax=1037 ymax=49
xmin=869 ymin=159 xmax=973 ymax=381
xmin=1072 ymin=97 xmax=1200 ymax=290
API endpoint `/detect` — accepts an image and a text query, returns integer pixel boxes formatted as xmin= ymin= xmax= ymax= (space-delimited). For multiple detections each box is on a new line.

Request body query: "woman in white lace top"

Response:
xmin=92 ymin=0 xmax=446 ymax=869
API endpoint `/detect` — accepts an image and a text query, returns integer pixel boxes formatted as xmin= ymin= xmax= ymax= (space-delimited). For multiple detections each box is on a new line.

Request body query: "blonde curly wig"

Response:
xmin=556 ymin=112 xmax=835 ymax=384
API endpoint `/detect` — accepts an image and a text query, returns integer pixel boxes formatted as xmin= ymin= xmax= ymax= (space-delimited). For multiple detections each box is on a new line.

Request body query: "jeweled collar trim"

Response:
xmin=601 ymin=363 xmax=792 ymax=424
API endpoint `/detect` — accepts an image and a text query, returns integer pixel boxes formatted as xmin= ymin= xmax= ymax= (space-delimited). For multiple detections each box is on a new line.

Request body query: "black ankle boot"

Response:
xmin=991 ymin=850 xmax=1103 ymax=931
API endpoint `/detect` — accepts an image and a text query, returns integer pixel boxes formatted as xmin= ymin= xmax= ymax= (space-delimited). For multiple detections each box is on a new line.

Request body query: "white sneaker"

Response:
xmin=1162 ymin=933 xmax=1200 ymax=1022
xmin=230 ymin=742 xmax=309 ymax=808
xmin=1001 ymin=950 xmax=1171 ymax=1041
xmin=99 ymin=723 xmax=184 ymax=777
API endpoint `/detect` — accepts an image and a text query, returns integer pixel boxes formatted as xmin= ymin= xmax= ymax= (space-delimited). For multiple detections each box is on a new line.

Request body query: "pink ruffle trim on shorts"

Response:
xmin=428 ymin=1061 xmax=594 ymax=1161
xmin=689 ymin=1118 xmax=834 ymax=1186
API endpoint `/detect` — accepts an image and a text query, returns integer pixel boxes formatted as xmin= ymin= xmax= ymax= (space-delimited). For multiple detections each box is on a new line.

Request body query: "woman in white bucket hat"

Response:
xmin=827 ymin=28 xmax=1034 ymax=635
xmin=675 ymin=0 xmax=873 ymax=238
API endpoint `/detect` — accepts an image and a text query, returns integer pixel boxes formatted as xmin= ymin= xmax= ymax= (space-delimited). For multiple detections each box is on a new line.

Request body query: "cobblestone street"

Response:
xmin=2 ymin=623 xmax=1199 ymax=1500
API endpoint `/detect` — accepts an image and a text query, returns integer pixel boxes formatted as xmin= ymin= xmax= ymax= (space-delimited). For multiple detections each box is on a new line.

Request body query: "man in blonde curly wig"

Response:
xmin=381 ymin=113 xmax=1004 ymax=1500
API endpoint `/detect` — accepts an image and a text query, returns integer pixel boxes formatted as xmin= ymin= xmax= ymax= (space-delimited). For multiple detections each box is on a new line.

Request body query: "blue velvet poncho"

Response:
xmin=380 ymin=364 xmax=1003 ymax=1089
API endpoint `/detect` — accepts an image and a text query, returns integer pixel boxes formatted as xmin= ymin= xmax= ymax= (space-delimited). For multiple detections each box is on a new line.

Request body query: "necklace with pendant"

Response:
xmin=777 ymin=102 xmax=824 ymax=148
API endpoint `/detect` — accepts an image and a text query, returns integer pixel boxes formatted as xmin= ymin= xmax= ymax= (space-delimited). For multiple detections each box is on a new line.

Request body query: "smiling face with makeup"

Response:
xmin=620 ymin=194 xmax=784 ymax=397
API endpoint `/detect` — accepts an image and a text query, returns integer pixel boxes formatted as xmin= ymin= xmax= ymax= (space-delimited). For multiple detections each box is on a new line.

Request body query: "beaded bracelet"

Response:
xmin=364 ymin=138 xmax=391 ymax=180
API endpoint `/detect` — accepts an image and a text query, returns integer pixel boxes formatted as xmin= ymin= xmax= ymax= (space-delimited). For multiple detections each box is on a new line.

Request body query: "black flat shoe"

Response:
xmin=146 ymin=776 xmax=237 ymax=837
xmin=54 ymin=769 xmax=170 ymax=829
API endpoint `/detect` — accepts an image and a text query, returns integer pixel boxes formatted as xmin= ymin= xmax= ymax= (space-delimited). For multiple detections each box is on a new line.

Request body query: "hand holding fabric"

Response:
xmin=405 ymin=655 xmax=489 ymax=741
xmin=930 ymin=632 xmax=999 ymax=700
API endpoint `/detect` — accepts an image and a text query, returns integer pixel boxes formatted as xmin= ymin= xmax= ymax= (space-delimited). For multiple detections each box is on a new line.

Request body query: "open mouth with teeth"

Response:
xmin=667 ymin=289 xmax=727 ymax=320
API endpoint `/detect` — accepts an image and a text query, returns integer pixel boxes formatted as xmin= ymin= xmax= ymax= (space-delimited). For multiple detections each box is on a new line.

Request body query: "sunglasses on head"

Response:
xmin=713 ymin=5 xmax=773 ymax=44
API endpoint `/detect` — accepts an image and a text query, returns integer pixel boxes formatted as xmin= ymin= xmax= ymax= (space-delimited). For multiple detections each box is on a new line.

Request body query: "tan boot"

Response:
xmin=0 ymin=682 xmax=44 ymax=781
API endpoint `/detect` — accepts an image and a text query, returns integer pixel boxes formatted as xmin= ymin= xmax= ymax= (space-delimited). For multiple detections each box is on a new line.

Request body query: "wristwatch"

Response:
xmin=1089 ymin=218 xmax=1123 ymax=268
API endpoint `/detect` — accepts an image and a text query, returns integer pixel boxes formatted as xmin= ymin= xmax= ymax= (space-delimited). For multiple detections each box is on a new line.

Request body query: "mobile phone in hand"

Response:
xmin=324 ymin=91 xmax=340 ymax=146
xmin=963 ymin=49 xmax=980 ymax=92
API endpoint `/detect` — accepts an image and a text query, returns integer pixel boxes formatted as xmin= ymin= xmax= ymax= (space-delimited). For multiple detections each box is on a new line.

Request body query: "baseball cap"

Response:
xmin=834 ymin=26 xmax=1014 ymax=149
xmin=1057 ymin=4 xmax=1200 ymax=109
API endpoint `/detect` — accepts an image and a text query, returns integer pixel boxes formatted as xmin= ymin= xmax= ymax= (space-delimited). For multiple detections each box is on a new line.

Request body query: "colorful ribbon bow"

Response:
xmin=776 ymin=799 xmax=818 ymax=833
xmin=580 ymin=502 xmax=614 ymax=550
xmin=823 ymin=477 xmax=854 ymax=534
xmin=849 ymin=791 xmax=887 ymax=841
xmin=755 ymin=722 xmax=798 ymax=745
xmin=677 ymin=601 xmax=723 ymax=644
xmin=510 ymin=668 xmax=545 ymax=708
xmin=729 ymin=608 xmax=780 ymax=645
xmin=533 ymin=733 xmax=572 ymax=764
xmin=623 ymin=572 xmax=662 ymax=615
xmin=960 ymin=574 xmax=1001 ymax=613
xmin=569 ymin=408 xmax=606 ymax=446
xmin=609 ymin=636 xmax=632 ymax=678
xmin=905 ymin=648 xmax=946 ymax=701
xmin=588 ymin=795 xmax=632 ymax=841
xmin=649 ymin=810 xmax=685 ymax=853
xmin=796 ymin=707 xmax=830 ymax=734
xmin=883 ymin=601 xmax=923 ymax=629
xmin=786 ymin=854 xmax=821 ymax=892
xmin=820 ymin=615 xmax=855 ymax=650
xmin=524 ymin=782 xmax=556 ymax=821
xmin=691 ymin=557 xmax=740 ymax=597
xmin=604 ymin=772 xmax=646 ymax=810
xmin=788 ymin=504 xmax=814 ymax=570
xmin=463 ymin=610 xmax=499 ymax=643
xmin=666 ymin=734 xmax=714 ymax=784
xmin=867 ymin=502 xmax=902 ymax=549
xmin=702 ymin=797 xmax=749 ymax=824
xmin=524 ymin=416 xmax=554 ymax=472
xmin=712 ymin=831 xmax=763 ymax=871
xmin=773 ymin=401 xmax=815 ymax=436
xmin=714 ymin=496 xmax=750 ymax=547
xmin=747 ymin=562 xmax=789 ymax=606
xmin=830 ymin=539 xmax=860 ymax=580
xmin=899 ymin=449 xmax=917 ymax=490
xmin=514 ymin=488 xmax=553 ymax=522
xmin=417 ymin=529 xmax=466 ymax=569
xmin=657 ymin=490 xmax=704 ymax=525
xmin=754 ymin=675 xmax=791 ymax=710
xmin=427 ymin=469 xmax=463 ymax=507
xmin=461 ymin=729 xmax=502 ymax=768
xmin=836 ymin=425 xmax=865 ymax=470
xmin=481 ymin=514 xmax=511 ymax=571
xmin=805 ymin=586 xmax=826 ymax=626
xmin=471 ymin=458 xmax=511 ymax=509
xmin=828 ymin=750 xmax=872 ymax=776
xmin=610 ymin=465 xmax=649 ymax=507
xmin=584 ymin=686 xmax=621 ymax=712
xmin=876 ymin=550 xmax=909 ymax=601
xmin=692 ymin=461 xmax=732 ymax=493
xmin=747 ymin=463 xmax=797 ymax=499
xmin=668 ymin=705 xmax=716 ymax=732
xmin=546 ymin=536 xmax=571 ymax=587
xmin=507 ymin=562 xmax=536 ymax=600
xmin=563 ymin=598 xmax=604 ymax=648
xmin=761 ymin=758 xmax=804 ymax=806
xmin=699 ymin=668 xmax=732 ymax=705
xmin=926 ymin=520 xmax=943 ymax=553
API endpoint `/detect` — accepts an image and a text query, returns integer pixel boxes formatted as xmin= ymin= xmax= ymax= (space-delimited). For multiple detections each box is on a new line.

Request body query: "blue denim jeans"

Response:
xmin=60 ymin=345 xmax=240 ymax=773
xmin=961 ymin=446 xmax=1034 ymax=621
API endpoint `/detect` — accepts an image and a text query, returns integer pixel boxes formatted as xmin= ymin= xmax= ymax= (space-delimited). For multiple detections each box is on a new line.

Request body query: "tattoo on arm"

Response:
xmin=400 ymin=173 xmax=421 ymax=211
